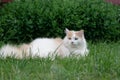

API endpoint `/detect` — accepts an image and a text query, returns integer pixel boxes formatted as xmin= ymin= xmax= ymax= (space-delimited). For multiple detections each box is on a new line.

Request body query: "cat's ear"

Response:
xmin=78 ymin=30 xmax=84 ymax=37
xmin=65 ymin=28 xmax=69 ymax=34
xmin=79 ymin=30 xmax=84 ymax=34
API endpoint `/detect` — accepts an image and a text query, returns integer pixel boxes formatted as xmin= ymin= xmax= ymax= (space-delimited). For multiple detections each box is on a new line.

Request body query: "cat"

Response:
xmin=0 ymin=28 xmax=89 ymax=59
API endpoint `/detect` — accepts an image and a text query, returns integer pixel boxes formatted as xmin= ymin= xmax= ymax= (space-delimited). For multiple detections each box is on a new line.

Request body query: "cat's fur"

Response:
xmin=0 ymin=44 xmax=29 ymax=59
xmin=0 ymin=28 xmax=89 ymax=59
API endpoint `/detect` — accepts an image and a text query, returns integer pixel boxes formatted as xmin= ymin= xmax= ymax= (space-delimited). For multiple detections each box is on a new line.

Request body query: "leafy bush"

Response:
xmin=0 ymin=0 xmax=119 ymax=43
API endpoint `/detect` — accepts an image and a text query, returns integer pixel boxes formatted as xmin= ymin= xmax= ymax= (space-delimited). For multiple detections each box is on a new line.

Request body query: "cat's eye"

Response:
xmin=75 ymin=37 xmax=78 ymax=40
xmin=68 ymin=38 xmax=71 ymax=40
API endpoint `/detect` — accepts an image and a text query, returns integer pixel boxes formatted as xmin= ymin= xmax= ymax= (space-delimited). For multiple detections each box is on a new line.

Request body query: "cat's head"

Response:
xmin=64 ymin=28 xmax=85 ymax=47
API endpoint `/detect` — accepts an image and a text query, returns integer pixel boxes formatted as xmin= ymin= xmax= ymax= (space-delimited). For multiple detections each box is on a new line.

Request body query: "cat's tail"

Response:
xmin=0 ymin=44 xmax=30 ymax=59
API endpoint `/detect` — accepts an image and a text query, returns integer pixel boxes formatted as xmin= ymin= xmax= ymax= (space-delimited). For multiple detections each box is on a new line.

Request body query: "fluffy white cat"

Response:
xmin=0 ymin=28 xmax=89 ymax=59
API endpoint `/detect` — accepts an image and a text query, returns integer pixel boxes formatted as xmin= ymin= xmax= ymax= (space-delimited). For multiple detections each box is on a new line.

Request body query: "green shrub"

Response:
xmin=0 ymin=0 xmax=119 ymax=43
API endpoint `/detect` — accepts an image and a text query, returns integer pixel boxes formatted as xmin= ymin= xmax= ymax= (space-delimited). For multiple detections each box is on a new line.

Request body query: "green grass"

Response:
xmin=0 ymin=42 xmax=120 ymax=80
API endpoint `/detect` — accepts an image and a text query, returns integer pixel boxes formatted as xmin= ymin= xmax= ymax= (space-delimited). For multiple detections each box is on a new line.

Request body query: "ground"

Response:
xmin=0 ymin=42 xmax=120 ymax=80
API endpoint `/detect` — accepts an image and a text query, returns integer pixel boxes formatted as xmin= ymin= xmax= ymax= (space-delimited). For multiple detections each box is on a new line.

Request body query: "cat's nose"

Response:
xmin=71 ymin=42 xmax=74 ymax=44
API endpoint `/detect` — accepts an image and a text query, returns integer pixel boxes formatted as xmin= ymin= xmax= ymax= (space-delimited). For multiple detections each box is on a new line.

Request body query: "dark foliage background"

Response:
xmin=0 ymin=0 xmax=119 ymax=43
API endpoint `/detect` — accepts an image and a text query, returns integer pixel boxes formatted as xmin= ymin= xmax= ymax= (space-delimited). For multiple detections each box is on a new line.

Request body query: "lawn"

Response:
xmin=0 ymin=42 xmax=120 ymax=80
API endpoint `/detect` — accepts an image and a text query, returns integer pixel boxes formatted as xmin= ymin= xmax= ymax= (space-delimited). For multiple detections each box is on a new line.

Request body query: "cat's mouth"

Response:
xmin=70 ymin=43 xmax=78 ymax=47
xmin=71 ymin=45 xmax=77 ymax=48
xmin=71 ymin=42 xmax=77 ymax=45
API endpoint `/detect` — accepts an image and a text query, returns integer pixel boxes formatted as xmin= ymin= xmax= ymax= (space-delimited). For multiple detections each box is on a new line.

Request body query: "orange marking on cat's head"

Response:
xmin=75 ymin=30 xmax=84 ymax=37
xmin=65 ymin=28 xmax=84 ymax=38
